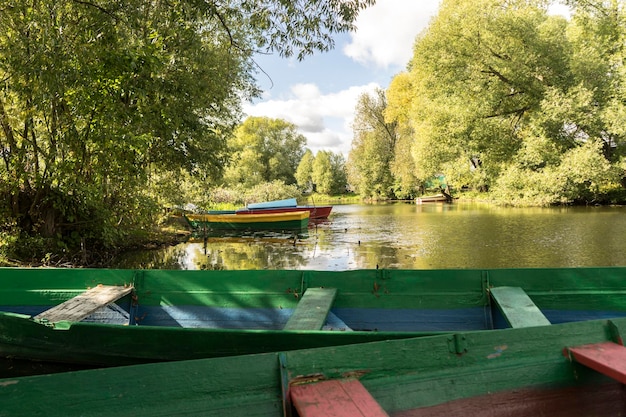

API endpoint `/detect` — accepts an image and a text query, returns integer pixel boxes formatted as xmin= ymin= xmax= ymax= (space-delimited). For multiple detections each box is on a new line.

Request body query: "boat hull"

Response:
xmin=185 ymin=211 xmax=309 ymax=231
xmin=2 ymin=317 xmax=626 ymax=416
xmin=416 ymin=193 xmax=449 ymax=204
xmin=2 ymin=267 xmax=626 ymax=370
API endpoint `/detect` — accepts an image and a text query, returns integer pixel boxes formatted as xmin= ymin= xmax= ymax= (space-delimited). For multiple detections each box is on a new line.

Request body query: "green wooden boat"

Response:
xmin=2 ymin=317 xmax=626 ymax=416
xmin=184 ymin=210 xmax=310 ymax=231
xmin=1 ymin=267 xmax=626 ymax=370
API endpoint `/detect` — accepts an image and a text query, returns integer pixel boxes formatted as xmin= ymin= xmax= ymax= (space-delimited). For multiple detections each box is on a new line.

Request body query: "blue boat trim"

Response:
xmin=247 ymin=198 xmax=297 ymax=210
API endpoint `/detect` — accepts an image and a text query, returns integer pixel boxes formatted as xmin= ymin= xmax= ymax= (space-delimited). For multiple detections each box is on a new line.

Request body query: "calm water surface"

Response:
xmin=112 ymin=202 xmax=626 ymax=270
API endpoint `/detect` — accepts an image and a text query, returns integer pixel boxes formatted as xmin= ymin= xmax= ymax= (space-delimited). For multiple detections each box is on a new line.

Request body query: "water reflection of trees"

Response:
xmin=193 ymin=236 xmax=309 ymax=270
xmin=111 ymin=246 xmax=190 ymax=269
xmin=111 ymin=204 xmax=626 ymax=270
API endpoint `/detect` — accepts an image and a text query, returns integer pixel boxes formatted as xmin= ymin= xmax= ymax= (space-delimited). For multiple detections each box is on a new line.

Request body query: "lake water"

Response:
xmin=112 ymin=202 xmax=626 ymax=270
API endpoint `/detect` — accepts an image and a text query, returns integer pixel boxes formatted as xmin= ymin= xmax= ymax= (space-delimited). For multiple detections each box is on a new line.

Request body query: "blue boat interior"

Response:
xmin=4 ymin=299 xmax=626 ymax=332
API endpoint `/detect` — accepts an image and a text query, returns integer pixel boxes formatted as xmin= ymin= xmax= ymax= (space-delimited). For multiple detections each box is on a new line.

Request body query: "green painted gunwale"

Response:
xmin=5 ymin=266 xmax=626 ymax=310
xmin=1 ymin=317 xmax=625 ymax=416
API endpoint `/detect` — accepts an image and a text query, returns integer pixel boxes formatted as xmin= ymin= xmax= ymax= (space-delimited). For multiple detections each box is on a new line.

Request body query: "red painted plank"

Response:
xmin=567 ymin=342 xmax=626 ymax=384
xmin=290 ymin=379 xmax=389 ymax=417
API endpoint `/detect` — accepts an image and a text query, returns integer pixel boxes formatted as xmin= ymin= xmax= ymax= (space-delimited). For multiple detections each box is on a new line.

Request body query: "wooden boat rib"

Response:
xmin=184 ymin=210 xmax=310 ymax=231
xmin=2 ymin=267 xmax=626 ymax=371
xmin=3 ymin=317 xmax=626 ymax=416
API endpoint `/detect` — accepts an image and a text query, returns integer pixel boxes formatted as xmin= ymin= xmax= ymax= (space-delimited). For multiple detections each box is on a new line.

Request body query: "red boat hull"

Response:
xmin=236 ymin=206 xmax=332 ymax=220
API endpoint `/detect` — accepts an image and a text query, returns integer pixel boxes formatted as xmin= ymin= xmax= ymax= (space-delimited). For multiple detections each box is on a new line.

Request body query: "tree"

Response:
xmin=224 ymin=117 xmax=307 ymax=187
xmin=407 ymin=0 xmax=571 ymax=187
xmin=312 ymin=150 xmax=347 ymax=194
xmin=385 ymin=72 xmax=419 ymax=198
xmin=295 ymin=149 xmax=315 ymax=191
xmin=400 ymin=0 xmax=626 ymax=203
xmin=0 ymin=0 xmax=374 ymax=256
xmin=347 ymin=88 xmax=397 ymax=198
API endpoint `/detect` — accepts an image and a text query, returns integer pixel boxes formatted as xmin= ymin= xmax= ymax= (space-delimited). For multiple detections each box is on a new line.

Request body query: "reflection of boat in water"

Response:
xmin=188 ymin=231 xmax=309 ymax=242
xmin=184 ymin=211 xmax=309 ymax=232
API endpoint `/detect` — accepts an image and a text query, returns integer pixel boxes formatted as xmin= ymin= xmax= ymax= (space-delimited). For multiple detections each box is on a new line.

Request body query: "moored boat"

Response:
xmin=1 ymin=267 xmax=626 ymax=370
xmin=184 ymin=210 xmax=309 ymax=231
xmin=236 ymin=205 xmax=333 ymax=220
xmin=416 ymin=193 xmax=449 ymax=204
xmin=2 ymin=317 xmax=626 ymax=416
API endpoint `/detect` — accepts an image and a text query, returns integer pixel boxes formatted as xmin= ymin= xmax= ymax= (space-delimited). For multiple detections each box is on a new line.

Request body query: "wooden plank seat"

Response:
xmin=284 ymin=287 xmax=337 ymax=330
xmin=567 ymin=342 xmax=626 ymax=384
xmin=290 ymin=379 xmax=389 ymax=417
xmin=34 ymin=284 xmax=134 ymax=323
xmin=490 ymin=286 xmax=550 ymax=328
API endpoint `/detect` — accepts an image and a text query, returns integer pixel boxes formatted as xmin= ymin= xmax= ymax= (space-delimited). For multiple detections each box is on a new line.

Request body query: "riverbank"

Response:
xmin=0 ymin=215 xmax=192 ymax=268
xmin=3 ymin=190 xmax=626 ymax=269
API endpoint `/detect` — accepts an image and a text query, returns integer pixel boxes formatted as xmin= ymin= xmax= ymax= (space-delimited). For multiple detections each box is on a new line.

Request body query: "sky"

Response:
xmin=242 ymin=0 xmax=571 ymax=157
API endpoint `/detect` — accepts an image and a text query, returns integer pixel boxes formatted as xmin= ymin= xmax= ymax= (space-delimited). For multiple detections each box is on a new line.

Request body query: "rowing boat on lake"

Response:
xmin=184 ymin=210 xmax=310 ymax=231
xmin=416 ymin=193 xmax=449 ymax=204
xmin=2 ymin=317 xmax=626 ymax=416
xmin=238 ymin=198 xmax=332 ymax=220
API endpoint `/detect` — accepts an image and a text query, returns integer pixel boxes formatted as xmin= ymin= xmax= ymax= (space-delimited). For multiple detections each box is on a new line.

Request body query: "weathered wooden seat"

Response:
xmin=34 ymin=284 xmax=134 ymax=323
xmin=284 ymin=287 xmax=337 ymax=330
xmin=567 ymin=342 xmax=626 ymax=384
xmin=490 ymin=286 xmax=550 ymax=328
xmin=290 ymin=378 xmax=389 ymax=417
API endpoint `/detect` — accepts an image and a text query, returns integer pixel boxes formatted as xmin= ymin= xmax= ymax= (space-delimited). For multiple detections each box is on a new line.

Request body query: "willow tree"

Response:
xmin=0 ymin=0 xmax=375 ymax=255
xmin=347 ymin=88 xmax=397 ymax=198
xmin=385 ymin=72 xmax=419 ymax=198
xmin=407 ymin=0 xmax=568 ymax=189
xmin=406 ymin=0 xmax=625 ymax=203
xmin=295 ymin=149 xmax=315 ymax=191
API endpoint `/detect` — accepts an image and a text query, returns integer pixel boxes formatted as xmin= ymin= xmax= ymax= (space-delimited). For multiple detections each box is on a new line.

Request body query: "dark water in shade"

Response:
xmin=111 ymin=202 xmax=626 ymax=270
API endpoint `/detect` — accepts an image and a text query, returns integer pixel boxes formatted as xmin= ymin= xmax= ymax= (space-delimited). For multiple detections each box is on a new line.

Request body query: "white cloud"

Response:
xmin=343 ymin=0 xmax=441 ymax=68
xmin=243 ymin=83 xmax=380 ymax=156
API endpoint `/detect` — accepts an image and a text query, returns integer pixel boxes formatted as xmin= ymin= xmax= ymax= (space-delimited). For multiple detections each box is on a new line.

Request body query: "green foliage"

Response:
xmin=493 ymin=140 xmax=621 ymax=205
xmin=0 ymin=0 xmax=253 ymax=255
xmin=312 ymin=150 xmax=347 ymax=194
xmin=199 ymin=181 xmax=302 ymax=210
xmin=407 ymin=0 xmax=569 ymax=185
xmin=350 ymin=0 xmax=626 ymax=205
xmin=347 ymin=88 xmax=397 ymax=199
xmin=295 ymin=149 xmax=315 ymax=190
xmin=244 ymin=181 xmax=303 ymax=206
xmin=385 ymin=73 xmax=420 ymax=198
xmin=239 ymin=0 xmax=376 ymax=60
xmin=224 ymin=117 xmax=307 ymax=188
xmin=0 ymin=1 xmax=372 ymax=261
